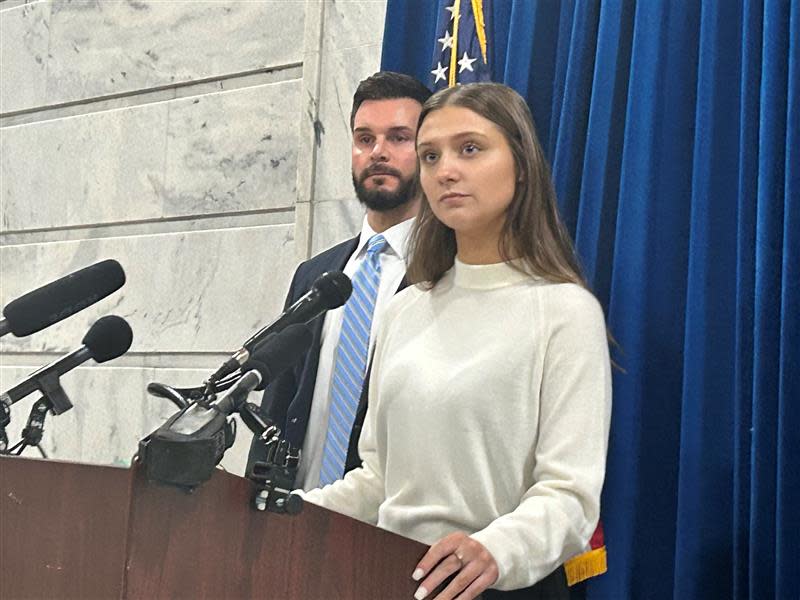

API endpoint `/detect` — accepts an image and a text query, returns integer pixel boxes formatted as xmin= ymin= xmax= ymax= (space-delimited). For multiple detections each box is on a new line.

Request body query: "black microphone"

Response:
xmin=210 ymin=271 xmax=351 ymax=382
xmin=0 ymin=259 xmax=126 ymax=339
xmin=140 ymin=323 xmax=314 ymax=489
xmin=0 ymin=315 xmax=133 ymax=415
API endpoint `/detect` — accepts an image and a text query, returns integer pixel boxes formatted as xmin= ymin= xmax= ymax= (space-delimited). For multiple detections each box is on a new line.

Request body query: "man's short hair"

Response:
xmin=350 ymin=71 xmax=433 ymax=130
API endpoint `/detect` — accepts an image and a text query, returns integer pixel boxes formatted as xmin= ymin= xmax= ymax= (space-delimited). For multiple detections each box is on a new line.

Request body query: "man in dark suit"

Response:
xmin=248 ymin=72 xmax=432 ymax=490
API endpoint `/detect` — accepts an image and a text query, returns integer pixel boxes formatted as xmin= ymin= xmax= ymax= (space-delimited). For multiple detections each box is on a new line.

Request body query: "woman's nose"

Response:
xmin=435 ymin=153 xmax=459 ymax=183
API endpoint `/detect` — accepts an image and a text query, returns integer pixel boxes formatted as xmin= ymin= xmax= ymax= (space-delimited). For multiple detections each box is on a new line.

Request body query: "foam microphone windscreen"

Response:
xmin=3 ymin=259 xmax=126 ymax=337
xmin=82 ymin=315 xmax=133 ymax=363
xmin=247 ymin=323 xmax=314 ymax=387
xmin=315 ymin=271 xmax=353 ymax=309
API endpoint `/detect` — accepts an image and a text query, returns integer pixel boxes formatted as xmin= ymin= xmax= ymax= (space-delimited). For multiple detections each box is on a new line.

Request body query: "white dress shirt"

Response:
xmin=296 ymin=215 xmax=414 ymax=491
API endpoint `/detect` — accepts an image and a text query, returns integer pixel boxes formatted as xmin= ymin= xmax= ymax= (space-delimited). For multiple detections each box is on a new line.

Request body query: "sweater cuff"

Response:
xmin=469 ymin=529 xmax=522 ymax=591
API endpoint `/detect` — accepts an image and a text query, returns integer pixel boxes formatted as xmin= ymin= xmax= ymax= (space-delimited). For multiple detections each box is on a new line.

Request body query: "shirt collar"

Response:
xmin=451 ymin=256 xmax=534 ymax=290
xmin=355 ymin=215 xmax=415 ymax=260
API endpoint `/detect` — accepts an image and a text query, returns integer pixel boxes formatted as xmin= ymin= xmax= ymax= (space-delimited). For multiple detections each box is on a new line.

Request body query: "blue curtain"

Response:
xmin=381 ymin=1 xmax=799 ymax=598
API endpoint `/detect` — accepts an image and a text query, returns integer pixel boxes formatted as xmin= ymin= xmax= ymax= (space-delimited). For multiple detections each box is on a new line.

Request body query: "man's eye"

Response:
xmin=390 ymin=134 xmax=410 ymax=143
xmin=358 ymin=136 xmax=374 ymax=145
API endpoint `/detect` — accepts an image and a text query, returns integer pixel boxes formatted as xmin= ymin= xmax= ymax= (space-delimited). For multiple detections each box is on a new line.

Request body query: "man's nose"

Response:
xmin=370 ymin=137 xmax=389 ymax=162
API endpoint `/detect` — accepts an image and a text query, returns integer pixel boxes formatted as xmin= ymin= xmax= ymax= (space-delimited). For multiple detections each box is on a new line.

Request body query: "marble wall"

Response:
xmin=0 ymin=0 xmax=387 ymax=474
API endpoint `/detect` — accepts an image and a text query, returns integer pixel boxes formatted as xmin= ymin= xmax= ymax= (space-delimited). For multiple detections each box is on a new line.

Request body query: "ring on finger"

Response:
xmin=454 ymin=552 xmax=465 ymax=567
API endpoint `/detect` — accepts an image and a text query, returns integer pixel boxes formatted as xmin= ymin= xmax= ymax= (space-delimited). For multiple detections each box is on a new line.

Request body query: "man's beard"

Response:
xmin=352 ymin=165 xmax=416 ymax=212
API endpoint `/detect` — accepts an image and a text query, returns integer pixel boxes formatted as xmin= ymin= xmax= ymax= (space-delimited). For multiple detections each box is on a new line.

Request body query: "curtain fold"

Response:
xmin=673 ymin=1 xmax=742 ymax=596
xmin=381 ymin=1 xmax=799 ymax=597
xmin=574 ymin=0 xmax=632 ymax=298
xmin=751 ymin=3 xmax=790 ymax=599
xmin=776 ymin=8 xmax=799 ymax=600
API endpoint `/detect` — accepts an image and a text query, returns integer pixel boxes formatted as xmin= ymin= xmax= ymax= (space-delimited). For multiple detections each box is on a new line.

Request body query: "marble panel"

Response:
xmin=323 ymin=0 xmax=387 ymax=52
xmin=0 ymin=1 xmax=50 ymax=114
xmin=161 ymin=82 xmax=300 ymax=218
xmin=1 ymin=364 xmax=253 ymax=475
xmin=312 ymin=43 xmax=385 ymax=204
xmin=311 ymin=198 xmax=364 ymax=256
xmin=1 ymin=81 xmax=300 ymax=232
xmin=2 ymin=1 xmax=305 ymax=113
xmin=0 ymin=224 xmax=299 ymax=355
xmin=1 ymin=101 xmax=168 ymax=232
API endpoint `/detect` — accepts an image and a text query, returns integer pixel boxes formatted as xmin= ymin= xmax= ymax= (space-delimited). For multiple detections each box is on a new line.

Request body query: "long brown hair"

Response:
xmin=406 ymin=83 xmax=588 ymax=289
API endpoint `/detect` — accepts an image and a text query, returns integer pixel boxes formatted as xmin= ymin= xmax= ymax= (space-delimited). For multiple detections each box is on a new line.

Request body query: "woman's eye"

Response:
xmin=421 ymin=152 xmax=438 ymax=163
xmin=463 ymin=143 xmax=480 ymax=155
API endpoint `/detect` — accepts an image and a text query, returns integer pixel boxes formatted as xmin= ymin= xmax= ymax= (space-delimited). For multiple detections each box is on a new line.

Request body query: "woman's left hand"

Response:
xmin=411 ymin=531 xmax=499 ymax=600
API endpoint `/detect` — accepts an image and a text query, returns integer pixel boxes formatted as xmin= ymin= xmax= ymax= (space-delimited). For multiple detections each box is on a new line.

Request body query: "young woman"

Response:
xmin=305 ymin=83 xmax=612 ymax=600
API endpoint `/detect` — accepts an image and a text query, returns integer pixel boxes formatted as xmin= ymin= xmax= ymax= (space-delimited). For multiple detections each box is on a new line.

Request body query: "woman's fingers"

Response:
xmin=432 ymin=558 xmax=486 ymax=600
xmin=414 ymin=553 xmax=463 ymax=599
xmin=414 ymin=532 xmax=464 ymax=582
xmin=412 ymin=533 xmax=499 ymax=600
xmin=452 ymin=570 xmax=498 ymax=600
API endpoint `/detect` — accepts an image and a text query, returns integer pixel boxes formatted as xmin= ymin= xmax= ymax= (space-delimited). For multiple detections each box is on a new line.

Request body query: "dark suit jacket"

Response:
xmin=247 ymin=236 xmax=407 ymax=479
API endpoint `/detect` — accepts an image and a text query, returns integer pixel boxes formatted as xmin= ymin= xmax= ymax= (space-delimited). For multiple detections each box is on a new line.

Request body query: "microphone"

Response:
xmin=140 ymin=324 xmax=313 ymax=489
xmin=210 ymin=271 xmax=351 ymax=382
xmin=0 ymin=315 xmax=133 ymax=415
xmin=0 ymin=259 xmax=126 ymax=339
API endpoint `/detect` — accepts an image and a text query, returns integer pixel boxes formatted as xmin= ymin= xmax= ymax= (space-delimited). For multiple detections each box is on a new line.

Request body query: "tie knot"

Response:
xmin=366 ymin=234 xmax=387 ymax=256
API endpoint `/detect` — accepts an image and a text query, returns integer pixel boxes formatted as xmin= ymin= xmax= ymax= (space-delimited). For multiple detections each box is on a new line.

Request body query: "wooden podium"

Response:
xmin=0 ymin=455 xmax=429 ymax=599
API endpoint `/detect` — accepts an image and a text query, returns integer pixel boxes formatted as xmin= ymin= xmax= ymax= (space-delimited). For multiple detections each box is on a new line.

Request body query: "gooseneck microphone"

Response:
xmin=0 ymin=315 xmax=133 ymax=415
xmin=209 ymin=271 xmax=351 ymax=382
xmin=140 ymin=324 xmax=314 ymax=489
xmin=0 ymin=259 xmax=126 ymax=339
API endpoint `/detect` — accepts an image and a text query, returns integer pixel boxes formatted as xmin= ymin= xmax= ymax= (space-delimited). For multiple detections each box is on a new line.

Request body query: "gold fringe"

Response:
xmin=564 ymin=546 xmax=608 ymax=586
xmin=471 ymin=0 xmax=488 ymax=63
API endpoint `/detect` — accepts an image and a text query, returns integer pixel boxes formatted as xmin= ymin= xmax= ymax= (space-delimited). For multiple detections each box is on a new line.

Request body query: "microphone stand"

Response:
xmin=240 ymin=402 xmax=303 ymax=515
xmin=7 ymin=396 xmax=50 ymax=458
xmin=20 ymin=397 xmax=50 ymax=457
xmin=2 ymin=374 xmax=72 ymax=457
xmin=0 ymin=398 xmax=10 ymax=454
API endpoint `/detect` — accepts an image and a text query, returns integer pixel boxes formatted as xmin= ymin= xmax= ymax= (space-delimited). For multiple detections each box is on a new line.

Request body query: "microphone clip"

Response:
xmin=37 ymin=372 xmax=73 ymax=415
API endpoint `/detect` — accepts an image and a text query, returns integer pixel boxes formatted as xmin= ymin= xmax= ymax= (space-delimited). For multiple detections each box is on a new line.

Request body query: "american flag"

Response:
xmin=430 ymin=0 xmax=491 ymax=89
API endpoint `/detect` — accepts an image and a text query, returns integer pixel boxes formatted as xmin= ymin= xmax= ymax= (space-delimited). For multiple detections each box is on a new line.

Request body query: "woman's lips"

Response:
xmin=439 ymin=192 xmax=468 ymax=204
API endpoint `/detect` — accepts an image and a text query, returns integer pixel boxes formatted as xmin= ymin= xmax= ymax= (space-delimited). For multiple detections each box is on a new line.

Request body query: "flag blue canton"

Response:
xmin=430 ymin=0 xmax=491 ymax=90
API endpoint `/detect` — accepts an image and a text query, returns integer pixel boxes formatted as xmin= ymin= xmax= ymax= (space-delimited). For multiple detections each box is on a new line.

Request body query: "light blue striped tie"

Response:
xmin=319 ymin=234 xmax=387 ymax=485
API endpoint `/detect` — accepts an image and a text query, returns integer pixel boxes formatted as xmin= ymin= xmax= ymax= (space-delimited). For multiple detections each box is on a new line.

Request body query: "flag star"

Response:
xmin=438 ymin=30 xmax=454 ymax=50
xmin=458 ymin=51 xmax=477 ymax=73
xmin=445 ymin=3 xmax=458 ymax=20
xmin=431 ymin=61 xmax=448 ymax=83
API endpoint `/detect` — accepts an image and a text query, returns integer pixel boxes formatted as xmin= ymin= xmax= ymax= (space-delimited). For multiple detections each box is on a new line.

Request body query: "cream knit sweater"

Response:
xmin=305 ymin=258 xmax=612 ymax=590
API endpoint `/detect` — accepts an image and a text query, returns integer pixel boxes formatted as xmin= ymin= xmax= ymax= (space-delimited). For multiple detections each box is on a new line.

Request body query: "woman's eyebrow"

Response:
xmin=417 ymin=130 xmax=489 ymax=148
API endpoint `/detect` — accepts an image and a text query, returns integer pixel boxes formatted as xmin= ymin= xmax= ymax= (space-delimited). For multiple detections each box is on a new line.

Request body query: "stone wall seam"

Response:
xmin=0 ymin=64 xmax=305 ymax=125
